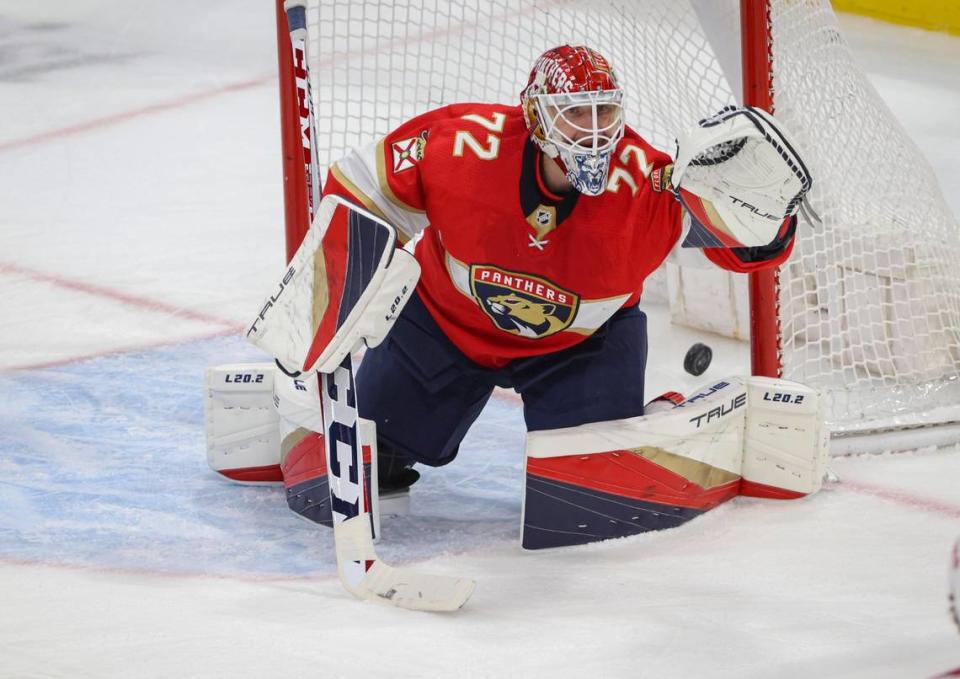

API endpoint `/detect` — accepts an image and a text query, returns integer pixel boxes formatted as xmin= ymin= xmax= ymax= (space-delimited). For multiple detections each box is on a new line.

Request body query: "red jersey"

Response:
xmin=324 ymin=103 xmax=790 ymax=369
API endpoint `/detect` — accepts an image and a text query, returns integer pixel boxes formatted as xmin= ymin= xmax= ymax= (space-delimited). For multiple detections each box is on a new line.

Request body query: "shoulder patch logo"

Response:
xmin=470 ymin=265 xmax=579 ymax=338
xmin=651 ymin=163 xmax=674 ymax=193
xmin=391 ymin=133 xmax=427 ymax=173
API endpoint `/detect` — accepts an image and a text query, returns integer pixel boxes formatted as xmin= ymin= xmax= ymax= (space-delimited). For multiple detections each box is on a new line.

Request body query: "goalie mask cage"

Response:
xmin=275 ymin=0 xmax=960 ymax=446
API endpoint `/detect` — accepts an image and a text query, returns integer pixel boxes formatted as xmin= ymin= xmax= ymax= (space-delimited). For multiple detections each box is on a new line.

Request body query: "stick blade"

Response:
xmin=350 ymin=561 xmax=475 ymax=612
xmin=334 ymin=513 xmax=475 ymax=611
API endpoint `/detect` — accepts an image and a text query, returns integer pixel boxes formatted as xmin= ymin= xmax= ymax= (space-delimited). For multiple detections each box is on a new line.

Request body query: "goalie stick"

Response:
xmin=283 ymin=0 xmax=474 ymax=611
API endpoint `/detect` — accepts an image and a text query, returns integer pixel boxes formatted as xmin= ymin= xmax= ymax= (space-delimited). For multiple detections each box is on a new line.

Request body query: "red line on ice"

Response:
xmin=0 ymin=76 xmax=272 ymax=153
xmin=0 ymin=555 xmax=331 ymax=584
xmin=4 ymin=325 xmax=244 ymax=372
xmin=0 ymin=1 xmax=551 ymax=154
xmin=0 ymin=262 xmax=246 ymax=371
xmin=0 ymin=261 xmax=239 ymax=328
xmin=840 ymin=479 xmax=960 ymax=519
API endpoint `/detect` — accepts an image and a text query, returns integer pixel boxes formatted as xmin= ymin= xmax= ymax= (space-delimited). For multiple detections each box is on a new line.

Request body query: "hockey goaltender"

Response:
xmin=204 ymin=44 xmax=827 ymax=609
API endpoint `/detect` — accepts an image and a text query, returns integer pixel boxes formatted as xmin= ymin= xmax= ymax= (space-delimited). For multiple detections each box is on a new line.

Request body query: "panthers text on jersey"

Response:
xmin=323 ymin=103 xmax=793 ymax=369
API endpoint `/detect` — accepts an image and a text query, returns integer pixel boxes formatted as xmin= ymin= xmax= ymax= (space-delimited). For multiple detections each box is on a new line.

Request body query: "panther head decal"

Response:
xmin=470 ymin=265 xmax=579 ymax=338
xmin=487 ymin=293 xmax=566 ymax=337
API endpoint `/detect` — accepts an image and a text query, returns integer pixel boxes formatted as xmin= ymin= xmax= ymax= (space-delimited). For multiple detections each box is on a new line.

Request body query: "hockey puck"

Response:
xmin=684 ymin=343 xmax=713 ymax=376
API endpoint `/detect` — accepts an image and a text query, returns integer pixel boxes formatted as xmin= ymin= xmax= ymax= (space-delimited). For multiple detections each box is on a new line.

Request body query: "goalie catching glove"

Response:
xmin=246 ymin=195 xmax=420 ymax=374
xmin=671 ymin=105 xmax=812 ymax=248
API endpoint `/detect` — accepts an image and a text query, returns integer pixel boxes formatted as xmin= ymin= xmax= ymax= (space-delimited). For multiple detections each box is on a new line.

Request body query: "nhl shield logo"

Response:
xmin=470 ymin=265 xmax=579 ymax=338
xmin=525 ymin=204 xmax=557 ymax=250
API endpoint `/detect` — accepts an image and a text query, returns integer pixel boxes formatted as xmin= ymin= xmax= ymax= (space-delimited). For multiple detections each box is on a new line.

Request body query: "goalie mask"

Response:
xmin=521 ymin=45 xmax=625 ymax=196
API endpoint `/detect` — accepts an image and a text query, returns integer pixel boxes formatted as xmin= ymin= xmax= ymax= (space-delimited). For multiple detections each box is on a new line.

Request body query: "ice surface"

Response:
xmin=0 ymin=3 xmax=958 ymax=677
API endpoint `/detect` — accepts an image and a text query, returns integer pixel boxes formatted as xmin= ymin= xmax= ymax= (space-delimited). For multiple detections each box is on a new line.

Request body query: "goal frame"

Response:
xmin=271 ymin=0 xmax=960 ymax=449
xmin=273 ymin=0 xmax=783 ymax=375
xmin=739 ymin=0 xmax=780 ymax=381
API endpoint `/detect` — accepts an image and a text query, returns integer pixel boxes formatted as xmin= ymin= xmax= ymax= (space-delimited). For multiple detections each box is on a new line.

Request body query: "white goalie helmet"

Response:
xmin=521 ymin=45 xmax=625 ymax=196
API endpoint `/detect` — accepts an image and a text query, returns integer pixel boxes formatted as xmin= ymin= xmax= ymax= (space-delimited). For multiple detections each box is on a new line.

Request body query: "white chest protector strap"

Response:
xmin=246 ymin=195 xmax=420 ymax=375
xmin=671 ymin=106 xmax=812 ymax=248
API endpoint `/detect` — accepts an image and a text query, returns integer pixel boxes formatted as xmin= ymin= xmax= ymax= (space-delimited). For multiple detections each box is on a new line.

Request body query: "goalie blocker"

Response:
xmin=208 ymin=195 xmax=420 ymax=533
xmin=247 ymin=194 xmax=420 ymax=376
xmin=522 ymin=376 xmax=828 ymax=549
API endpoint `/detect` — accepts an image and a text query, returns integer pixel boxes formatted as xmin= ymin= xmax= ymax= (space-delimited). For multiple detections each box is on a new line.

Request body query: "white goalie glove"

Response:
xmin=671 ymin=105 xmax=812 ymax=248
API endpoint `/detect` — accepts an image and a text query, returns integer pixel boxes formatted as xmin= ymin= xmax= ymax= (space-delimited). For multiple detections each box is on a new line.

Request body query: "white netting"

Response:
xmin=300 ymin=0 xmax=960 ymax=434
xmin=306 ymin=0 xmax=736 ymax=167
xmin=768 ymin=0 xmax=960 ymax=432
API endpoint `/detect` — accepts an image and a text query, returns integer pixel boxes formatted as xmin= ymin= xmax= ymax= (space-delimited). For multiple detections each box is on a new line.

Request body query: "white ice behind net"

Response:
xmin=303 ymin=0 xmax=960 ymax=434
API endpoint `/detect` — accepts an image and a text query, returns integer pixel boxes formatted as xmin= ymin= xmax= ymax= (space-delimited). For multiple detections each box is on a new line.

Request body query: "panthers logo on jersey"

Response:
xmin=470 ymin=264 xmax=579 ymax=338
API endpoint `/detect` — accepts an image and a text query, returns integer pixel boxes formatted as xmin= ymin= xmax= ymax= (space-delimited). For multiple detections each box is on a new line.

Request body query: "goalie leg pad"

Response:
xmin=205 ymin=364 xmax=327 ymax=484
xmin=270 ymin=368 xmax=333 ymax=524
xmin=739 ymin=376 xmax=828 ymax=498
xmin=521 ymin=376 xmax=827 ymax=549
xmin=523 ymin=450 xmax=741 ymax=549
xmin=205 ymin=364 xmax=283 ymax=484
xmin=208 ymin=364 xmax=381 ymax=528
xmin=282 ymin=429 xmax=332 ymax=526
xmin=522 ymin=379 xmax=748 ymax=549
xmin=281 ymin=417 xmax=378 ymax=530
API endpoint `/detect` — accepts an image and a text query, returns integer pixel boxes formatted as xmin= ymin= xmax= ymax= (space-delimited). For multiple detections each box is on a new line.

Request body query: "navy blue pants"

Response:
xmin=356 ymin=291 xmax=648 ymax=468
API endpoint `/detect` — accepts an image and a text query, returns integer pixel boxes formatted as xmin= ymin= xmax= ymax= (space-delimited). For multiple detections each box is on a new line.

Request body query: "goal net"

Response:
xmin=280 ymin=0 xmax=960 ymax=439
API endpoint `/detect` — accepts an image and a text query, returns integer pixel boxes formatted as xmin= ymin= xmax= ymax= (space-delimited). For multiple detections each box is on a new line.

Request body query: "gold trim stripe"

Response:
xmin=445 ymin=251 xmax=476 ymax=301
xmin=701 ymin=197 xmax=737 ymax=242
xmin=583 ymin=291 xmax=635 ymax=304
xmin=329 ymin=163 xmax=409 ymax=246
xmin=376 ymin=139 xmax=427 ymax=215
xmin=280 ymin=427 xmax=314 ymax=464
xmin=330 ymin=163 xmax=387 ymax=220
xmin=311 ymin=238 xmax=329 ymax=335
xmin=629 ymin=446 xmax=740 ymax=489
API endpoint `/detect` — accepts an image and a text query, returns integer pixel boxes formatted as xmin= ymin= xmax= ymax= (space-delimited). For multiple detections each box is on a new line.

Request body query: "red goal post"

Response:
xmin=275 ymin=0 xmax=310 ymax=263
xmin=274 ymin=0 xmax=960 ymax=445
xmin=739 ymin=0 xmax=779 ymax=381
